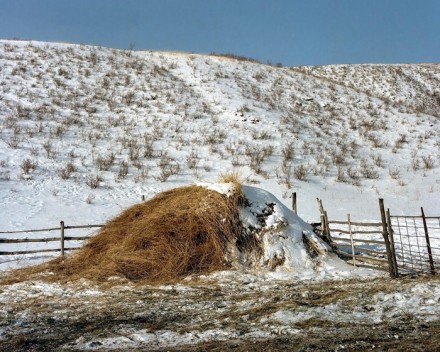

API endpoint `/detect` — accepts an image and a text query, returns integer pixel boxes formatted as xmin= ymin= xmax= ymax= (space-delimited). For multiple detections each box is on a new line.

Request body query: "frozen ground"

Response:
xmin=0 ymin=274 xmax=439 ymax=351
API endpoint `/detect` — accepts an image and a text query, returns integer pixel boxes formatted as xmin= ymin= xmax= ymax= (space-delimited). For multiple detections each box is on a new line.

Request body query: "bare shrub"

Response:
xmin=134 ymin=168 xmax=149 ymax=183
xmin=203 ymin=163 xmax=212 ymax=172
xmin=231 ymin=155 xmax=244 ymax=167
xmin=128 ymin=139 xmax=141 ymax=161
xmin=245 ymin=145 xmax=270 ymax=174
xmin=89 ymin=51 xmax=98 ymax=65
xmin=360 ymin=160 xmax=379 ymax=179
xmin=389 ymin=167 xmax=400 ymax=180
xmin=252 ymin=130 xmax=272 ymax=140
xmin=58 ymin=161 xmax=76 ymax=180
xmin=367 ymin=134 xmax=387 ymax=148
xmin=279 ymin=162 xmax=293 ymax=188
xmin=336 ymin=166 xmax=347 ymax=183
xmin=143 ymin=135 xmax=154 ymax=158
xmin=157 ymin=155 xmax=180 ymax=182
xmin=43 ymin=140 xmax=54 ymax=158
xmin=293 ymin=164 xmax=308 ymax=181
xmin=118 ymin=160 xmax=129 ymax=179
xmin=86 ymin=174 xmax=103 ymax=189
xmin=50 ymin=124 xmax=65 ymax=138
xmin=20 ymin=158 xmax=37 ymax=175
xmin=330 ymin=148 xmax=345 ymax=166
xmin=421 ymin=155 xmax=434 ymax=170
xmin=393 ymin=134 xmax=408 ymax=151
xmin=186 ymin=150 xmax=199 ymax=170
xmin=95 ymin=153 xmax=115 ymax=171
xmin=209 ymin=52 xmax=261 ymax=63
xmin=132 ymin=159 xmax=143 ymax=170
xmin=205 ymin=128 xmax=227 ymax=145
xmin=411 ymin=157 xmax=420 ymax=171
xmin=237 ymin=104 xmax=251 ymax=115
xmin=123 ymin=91 xmax=135 ymax=105
xmin=5 ymin=135 xmax=21 ymax=149
xmin=281 ymin=142 xmax=295 ymax=162
xmin=347 ymin=166 xmax=359 ymax=180
xmin=372 ymin=153 xmax=384 ymax=168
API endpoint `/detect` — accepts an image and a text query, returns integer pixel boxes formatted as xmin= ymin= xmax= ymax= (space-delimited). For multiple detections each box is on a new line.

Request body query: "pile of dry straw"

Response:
xmin=46 ymin=184 xmax=246 ymax=282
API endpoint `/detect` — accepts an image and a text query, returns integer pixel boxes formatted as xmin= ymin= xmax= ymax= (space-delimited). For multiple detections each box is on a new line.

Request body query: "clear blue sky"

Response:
xmin=0 ymin=0 xmax=439 ymax=66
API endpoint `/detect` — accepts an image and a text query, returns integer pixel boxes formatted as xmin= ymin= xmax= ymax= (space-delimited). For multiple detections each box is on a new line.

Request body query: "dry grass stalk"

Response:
xmin=30 ymin=185 xmax=245 ymax=284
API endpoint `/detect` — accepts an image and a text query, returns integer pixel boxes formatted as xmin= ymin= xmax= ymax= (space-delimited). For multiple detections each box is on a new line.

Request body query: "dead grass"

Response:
xmin=41 ymin=185 xmax=245 ymax=283
xmin=218 ymin=171 xmax=242 ymax=190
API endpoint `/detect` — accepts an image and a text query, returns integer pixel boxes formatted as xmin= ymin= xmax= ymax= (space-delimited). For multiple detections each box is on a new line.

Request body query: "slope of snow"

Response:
xmin=0 ymin=39 xmax=439 ymax=271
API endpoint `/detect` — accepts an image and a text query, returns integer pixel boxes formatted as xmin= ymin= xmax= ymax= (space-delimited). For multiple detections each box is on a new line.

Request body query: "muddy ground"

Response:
xmin=0 ymin=273 xmax=439 ymax=351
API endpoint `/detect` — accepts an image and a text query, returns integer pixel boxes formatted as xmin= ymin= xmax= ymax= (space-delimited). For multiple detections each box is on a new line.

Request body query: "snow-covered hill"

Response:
xmin=1 ymin=39 xmax=439 ymax=234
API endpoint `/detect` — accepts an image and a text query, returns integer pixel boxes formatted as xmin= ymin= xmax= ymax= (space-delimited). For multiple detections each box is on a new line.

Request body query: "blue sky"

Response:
xmin=0 ymin=0 xmax=439 ymax=66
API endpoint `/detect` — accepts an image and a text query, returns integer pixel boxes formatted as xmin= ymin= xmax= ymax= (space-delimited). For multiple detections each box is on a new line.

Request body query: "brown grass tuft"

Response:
xmin=218 ymin=171 xmax=242 ymax=191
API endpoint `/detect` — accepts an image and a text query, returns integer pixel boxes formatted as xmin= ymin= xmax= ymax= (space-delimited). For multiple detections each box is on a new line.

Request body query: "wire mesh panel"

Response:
xmin=390 ymin=214 xmax=439 ymax=275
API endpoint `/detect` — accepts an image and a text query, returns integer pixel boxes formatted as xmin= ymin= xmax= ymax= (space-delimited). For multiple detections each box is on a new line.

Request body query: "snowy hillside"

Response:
xmin=1 ymin=39 xmax=439 ymax=235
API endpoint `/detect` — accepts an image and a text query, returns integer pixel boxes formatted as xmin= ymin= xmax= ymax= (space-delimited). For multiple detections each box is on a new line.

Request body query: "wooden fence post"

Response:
xmin=347 ymin=214 xmax=356 ymax=267
xmin=379 ymin=199 xmax=396 ymax=278
xmin=316 ymin=198 xmax=332 ymax=244
xmin=386 ymin=208 xmax=399 ymax=277
xmin=421 ymin=207 xmax=435 ymax=275
xmin=60 ymin=221 xmax=65 ymax=257
xmin=292 ymin=192 xmax=297 ymax=214
xmin=324 ymin=210 xmax=331 ymax=241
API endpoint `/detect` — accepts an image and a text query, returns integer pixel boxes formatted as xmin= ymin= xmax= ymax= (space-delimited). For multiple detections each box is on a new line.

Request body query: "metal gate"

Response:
xmin=389 ymin=209 xmax=439 ymax=276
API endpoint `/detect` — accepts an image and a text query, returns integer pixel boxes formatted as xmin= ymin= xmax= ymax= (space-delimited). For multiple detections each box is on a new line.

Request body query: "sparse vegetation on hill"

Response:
xmin=0 ymin=39 xmax=439 ymax=222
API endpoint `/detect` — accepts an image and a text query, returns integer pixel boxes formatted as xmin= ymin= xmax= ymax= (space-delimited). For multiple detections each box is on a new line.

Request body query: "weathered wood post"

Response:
xmin=60 ymin=220 xmax=65 ymax=257
xmin=347 ymin=214 xmax=356 ymax=267
xmin=379 ymin=199 xmax=396 ymax=278
xmin=421 ymin=207 xmax=435 ymax=275
xmin=386 ymin=208 xmax=399 ymax=277
xmin=292 ymin=192 xmax=297 ymax=214
xmin=316 ymin=198 xmax=331 ymax=243
xmin=324 ymin=210 xmax=331 ymax=241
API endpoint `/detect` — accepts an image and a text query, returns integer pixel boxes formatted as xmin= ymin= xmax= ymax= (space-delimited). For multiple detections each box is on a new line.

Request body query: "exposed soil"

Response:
xmin=0 ymin=274 xmax=439 ymax=351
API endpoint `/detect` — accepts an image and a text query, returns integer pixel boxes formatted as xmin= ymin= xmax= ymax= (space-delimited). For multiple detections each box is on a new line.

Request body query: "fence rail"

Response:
xmin=326 ymin=215 xmax=389 ymax=271
xmin=0 ymin=222 xmax=103 ymax=257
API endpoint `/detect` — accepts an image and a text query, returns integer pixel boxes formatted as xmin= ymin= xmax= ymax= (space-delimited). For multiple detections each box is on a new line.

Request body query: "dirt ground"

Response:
xmin=0 ymin=274 xmax=439 ymax=351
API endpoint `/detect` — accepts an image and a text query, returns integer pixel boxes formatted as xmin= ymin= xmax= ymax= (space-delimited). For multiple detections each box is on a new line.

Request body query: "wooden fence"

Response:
xmin=317 ymin=198 xmax=398 ymax=277
xmin=0 ymin=222 xmax=103 ymax=257
xmin=317 ymin=198 xmax=440 ymax=278
xmin=326 ymin=216 xmax=389 ymax=271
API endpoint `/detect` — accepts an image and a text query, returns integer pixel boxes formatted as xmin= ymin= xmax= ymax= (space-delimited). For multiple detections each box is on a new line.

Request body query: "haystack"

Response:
xmin=47 ymin=185 xmax=244 ymax=282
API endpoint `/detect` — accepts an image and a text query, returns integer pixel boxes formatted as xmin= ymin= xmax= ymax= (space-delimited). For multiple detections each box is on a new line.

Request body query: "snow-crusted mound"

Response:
xmin=233 ymin=185 xmax=343 ymax=276
xmin=15 ymin=183 xmax=359 ymax=283
xmin=195 ymin=183 xmax=356 ymax=278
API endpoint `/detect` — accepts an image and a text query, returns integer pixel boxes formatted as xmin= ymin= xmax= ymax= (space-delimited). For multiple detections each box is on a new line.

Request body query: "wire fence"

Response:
xmin=390 ymin=209 xmax=439 ymax=276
